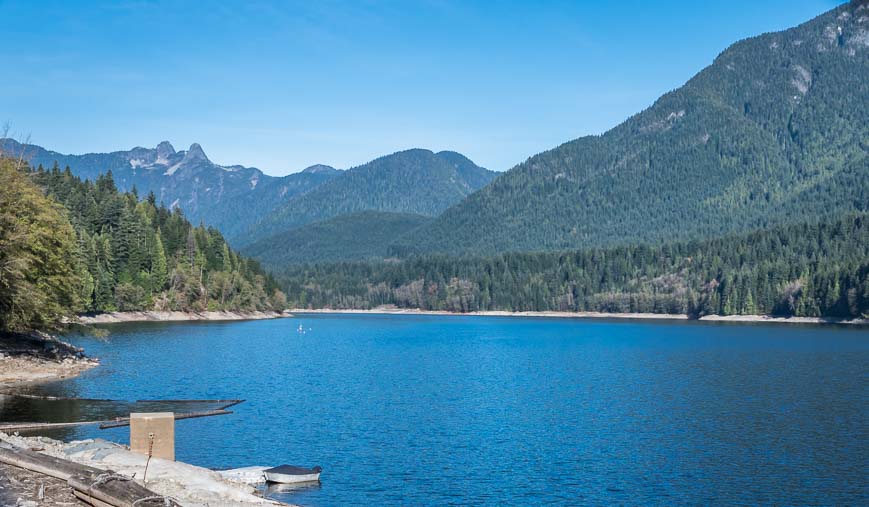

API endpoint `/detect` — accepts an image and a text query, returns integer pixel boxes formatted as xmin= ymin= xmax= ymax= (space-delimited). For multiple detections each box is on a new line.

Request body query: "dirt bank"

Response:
xmin=77 ymin=310 xmax=293 ymax=325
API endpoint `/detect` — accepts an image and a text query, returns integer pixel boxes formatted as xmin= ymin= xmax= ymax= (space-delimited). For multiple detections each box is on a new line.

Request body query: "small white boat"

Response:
xmin=264 ymin=465 xmax=322 ymax=484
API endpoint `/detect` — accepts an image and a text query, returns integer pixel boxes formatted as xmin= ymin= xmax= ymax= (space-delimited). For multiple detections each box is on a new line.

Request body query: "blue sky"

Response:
xmin=0 ymin=0 xmax=840 ymax=175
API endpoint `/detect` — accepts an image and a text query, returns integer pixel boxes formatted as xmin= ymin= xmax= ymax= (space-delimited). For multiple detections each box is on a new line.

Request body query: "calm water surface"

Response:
xmin=5 ymin=315 xmax=868 ymax=505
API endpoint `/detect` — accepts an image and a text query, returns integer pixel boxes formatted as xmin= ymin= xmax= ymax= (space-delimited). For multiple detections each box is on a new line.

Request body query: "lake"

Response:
xmin=4 ymin=314 xmax=868 ymax=505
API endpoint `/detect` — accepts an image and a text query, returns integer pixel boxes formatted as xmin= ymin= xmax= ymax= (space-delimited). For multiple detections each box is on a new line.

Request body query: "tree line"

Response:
xmin=279 ymin=214 xmax=869 ymax=319
xmin=0 ymin=157 xmax=286 ymax=334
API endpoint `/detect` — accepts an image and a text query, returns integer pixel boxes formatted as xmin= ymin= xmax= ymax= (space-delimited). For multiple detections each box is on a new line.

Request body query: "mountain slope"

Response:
xmin=0 ymin=139 xmax=340 ymax=243
xmin=394 ymin=1 xmax=869 ymax=256
xmin=243 ymin=211 xmax=433 ymax=266
xmin=243 ymin=149 xmax=497 ymax=245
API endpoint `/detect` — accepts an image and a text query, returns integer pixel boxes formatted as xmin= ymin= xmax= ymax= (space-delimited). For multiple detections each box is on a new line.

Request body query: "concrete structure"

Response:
xmin=130 ymin=412 xmax=175 ymax=461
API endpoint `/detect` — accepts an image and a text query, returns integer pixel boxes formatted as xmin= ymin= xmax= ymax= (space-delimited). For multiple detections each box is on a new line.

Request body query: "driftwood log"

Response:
xmin=69 ymin=474 xmax=180 ymax=507
xmin=0 ymin=441 xmax=102 ymax=480
xmin=0 ymin=441 xmax=179 ymax=506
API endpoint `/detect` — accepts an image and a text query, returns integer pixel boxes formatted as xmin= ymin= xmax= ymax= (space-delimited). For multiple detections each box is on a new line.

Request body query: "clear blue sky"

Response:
xmin=0 ymin=0 xmax=840 ymax=175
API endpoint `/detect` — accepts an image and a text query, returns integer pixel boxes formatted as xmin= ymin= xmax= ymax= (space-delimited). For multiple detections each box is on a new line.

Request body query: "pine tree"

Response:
xmin=151 ymin=230 xmax=168 ymax=293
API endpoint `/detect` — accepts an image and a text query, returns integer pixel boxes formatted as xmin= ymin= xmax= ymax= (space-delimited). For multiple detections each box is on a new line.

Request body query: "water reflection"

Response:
xmin=0 ymin=392 xmax=234 ymax=442
xmin=263 ymin=480 xmax=323 ymax=504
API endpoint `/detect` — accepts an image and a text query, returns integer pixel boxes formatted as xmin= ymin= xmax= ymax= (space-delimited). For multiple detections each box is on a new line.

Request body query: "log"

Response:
xmin=0 ymin=420 xmax=104 ymax=432
xmin=135 ymin=398 xmax=243 ymax=404
xmin=135 ymin=398 xmax=245 ymax=409
xmin=0 ymin=441 xmax=102 ymax=481
xmin=98 ymin=409 xmax=233 ymax=429
xmin=68 ymin=474 xmax=181 ymax=507
xmin=73 ymin=489 xmax=117 ymax=507
xmin=0 ymin=409 xmax=234 ymax=432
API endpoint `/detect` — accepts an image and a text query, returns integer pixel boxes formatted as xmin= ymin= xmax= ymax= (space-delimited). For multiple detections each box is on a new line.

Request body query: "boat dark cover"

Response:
xmin=265 ymin=465 xmax=322 ymax=475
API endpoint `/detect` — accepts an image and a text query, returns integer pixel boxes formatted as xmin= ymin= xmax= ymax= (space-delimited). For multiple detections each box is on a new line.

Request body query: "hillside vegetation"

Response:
xmin=243 ymin=211 xmax=433 ymax=267
xmin=0 ymin=157 xmax=285 ymax=333
xmin=394 ymin=1 xmax=869 ymax=256
xmin=280 ymin=214 xmax=869 ymax=319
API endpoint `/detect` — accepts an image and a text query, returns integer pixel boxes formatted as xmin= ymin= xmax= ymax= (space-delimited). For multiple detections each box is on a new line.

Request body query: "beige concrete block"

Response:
xmin=130 ymin=412 xmax=175 ymax=461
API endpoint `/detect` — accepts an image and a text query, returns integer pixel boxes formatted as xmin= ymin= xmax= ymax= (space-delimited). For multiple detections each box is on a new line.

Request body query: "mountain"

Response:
xmin=241 ymin=148 xmax=497 ymax=246
xmin=243 ymin=211 xmax=433 ymax=267
xmin=0 ymin=139 xmax=341 ymax=243
xmin=393 ymin=1 xmax=869 ymax=257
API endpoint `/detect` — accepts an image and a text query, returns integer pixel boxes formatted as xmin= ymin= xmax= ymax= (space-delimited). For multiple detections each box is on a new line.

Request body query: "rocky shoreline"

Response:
xmin=0 ymin=332 xmax=98 ymax=388
xmin=77 ymin=309 xmax=293 ymax=325
xmin=0 ymin=433 xmax=290 ymax=506
xmin=291 ymin=307 xmax=869 ymax=325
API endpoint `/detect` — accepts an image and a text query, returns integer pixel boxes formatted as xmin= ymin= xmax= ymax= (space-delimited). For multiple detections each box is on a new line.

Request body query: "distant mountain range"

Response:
xmin=0 ymin=139 xmax=496 ymax=248
xmin=4 ymin=2 xmax=865 ymax=268
xmin=392 ymin=0 xmax=869 ymax=256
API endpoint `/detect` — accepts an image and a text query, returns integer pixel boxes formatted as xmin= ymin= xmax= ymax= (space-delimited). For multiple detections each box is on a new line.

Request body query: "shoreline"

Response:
xmin=289 ymin=308 xmax=869 ymax=326
xmin=2 ymin=310 xmax=292 ymax=387
xmin=0 ymin=332 xmax=99 ymax=388
xmin=76 ymin=309 xmax=293 ymax=324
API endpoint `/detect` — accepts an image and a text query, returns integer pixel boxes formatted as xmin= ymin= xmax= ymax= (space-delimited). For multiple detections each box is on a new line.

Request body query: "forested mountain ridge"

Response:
xmin=241 ymin=148 xmax=497 ymax=246
xmin=243 ymin=211 xmax=433 ymax=267
xmin=281 ymin=213 xmax=869 ymax=319
xmin=0 ymin=155 xmax=285 ymax=333
xmin=394 ymin=1 xmax=869 ymax=256
xmin=0 ymin=138 xmax=341 ymax=244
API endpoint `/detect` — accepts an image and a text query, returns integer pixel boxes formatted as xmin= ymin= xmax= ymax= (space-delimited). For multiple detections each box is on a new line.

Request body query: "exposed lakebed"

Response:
xmin=3 ymin=315 xmax=867 ymax=505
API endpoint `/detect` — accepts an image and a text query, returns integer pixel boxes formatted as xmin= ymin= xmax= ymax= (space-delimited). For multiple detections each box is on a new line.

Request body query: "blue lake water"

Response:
xmin=6 ymin=314 xmax=869 ymax=505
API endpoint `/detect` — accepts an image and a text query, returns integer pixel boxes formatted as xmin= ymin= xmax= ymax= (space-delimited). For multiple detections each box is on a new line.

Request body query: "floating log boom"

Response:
xmin=98 ymin=409 xmax=233 ymax=429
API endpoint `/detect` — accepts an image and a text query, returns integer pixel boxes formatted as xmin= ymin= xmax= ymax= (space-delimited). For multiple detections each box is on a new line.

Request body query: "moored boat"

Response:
xmin=264 ymin=464 xmax=322 ymax=484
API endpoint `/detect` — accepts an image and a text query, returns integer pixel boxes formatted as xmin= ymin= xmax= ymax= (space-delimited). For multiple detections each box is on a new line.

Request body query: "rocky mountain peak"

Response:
xmin=183 ymin=143 xmax=209 ymax=163
xmin=156 ymin=141 xmax=175 ymax=160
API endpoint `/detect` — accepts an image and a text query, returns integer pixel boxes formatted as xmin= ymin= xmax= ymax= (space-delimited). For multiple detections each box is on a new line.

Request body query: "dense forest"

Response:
xmin=0 ymin=156 xmax=285 ymax=334
xmin=394 ymin=1 xmax=869 ymax=257
xmin=280 ymin=214 xmax=869 ymax=319
xmin=243 ymin=211 xmax=433 ymax=267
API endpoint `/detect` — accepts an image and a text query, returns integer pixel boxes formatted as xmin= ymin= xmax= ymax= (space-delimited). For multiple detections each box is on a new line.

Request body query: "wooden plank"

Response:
xmin=69 ymin=474 xmax=181 ymax=507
